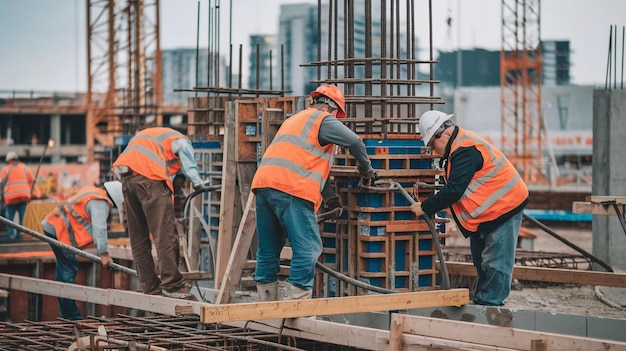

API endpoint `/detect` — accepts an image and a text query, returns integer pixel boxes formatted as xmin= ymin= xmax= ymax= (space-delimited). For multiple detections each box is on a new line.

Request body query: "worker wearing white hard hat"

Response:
xmin=40 ymin=181 xmax=124 ymax=320
xmin=418 ymin=110 xmax=454 ymax=147
xmin=1 ymin=150 xmax=35 ymax=241
xmin=413 ymin=110 xmax=529 ymax=306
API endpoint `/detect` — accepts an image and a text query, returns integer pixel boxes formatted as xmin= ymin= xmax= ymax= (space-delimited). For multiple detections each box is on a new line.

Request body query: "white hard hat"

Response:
xmin=103 ymin=180 xmax=125 ymax=223
xmin=419 ymin=110 xmax=453 ymax=146
xmin=5 ymin=151 xmax=18 ymax=162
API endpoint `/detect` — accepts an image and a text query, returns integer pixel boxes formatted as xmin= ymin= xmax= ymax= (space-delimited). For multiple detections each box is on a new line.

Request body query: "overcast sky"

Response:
xmin=1 ymin=0 xmax=624 ymax=92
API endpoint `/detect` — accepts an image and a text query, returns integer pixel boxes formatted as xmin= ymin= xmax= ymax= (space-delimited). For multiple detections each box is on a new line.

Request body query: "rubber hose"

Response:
xmin=523 ymin=214 xmax=613 ymax=273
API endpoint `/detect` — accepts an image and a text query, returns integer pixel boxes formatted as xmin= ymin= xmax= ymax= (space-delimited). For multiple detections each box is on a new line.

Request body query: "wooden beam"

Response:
xmin=215 ymin=102 xmax=237 ymax=288
xmin=215 ymin=193 xmax=256 ymax=304
xmin=573 ymin=201 xmax=626 ymax=216
xmin=586 ymin=196 xmax=626 ymax=203
xmin=441 ymin=262 xmax=626 ymax=288
xmin=388 ymin=314 xmax=404 ymax=351
xmin=0 ymin=273 xmax=202 ymax=316
xmin=201 ymin=289 xmax=469 ymax=323
xmin=395 ymin=313 xmax=626 ymax=351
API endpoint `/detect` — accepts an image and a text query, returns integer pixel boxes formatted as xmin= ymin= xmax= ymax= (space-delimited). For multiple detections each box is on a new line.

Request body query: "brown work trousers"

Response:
xmin=121 ymin=174 xmax=185 ymax=294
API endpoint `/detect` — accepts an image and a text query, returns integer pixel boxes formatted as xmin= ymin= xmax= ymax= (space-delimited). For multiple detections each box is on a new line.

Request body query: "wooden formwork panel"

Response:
xmin=317 ymin=135 xmax=444 ymax=297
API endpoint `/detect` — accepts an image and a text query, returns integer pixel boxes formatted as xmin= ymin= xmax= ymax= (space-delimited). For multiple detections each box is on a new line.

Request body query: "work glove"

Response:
xmin=322 ymin=197 xmax=343 ymax=221
xmin=193 ymin=182 xmax=206 ymax=191
xmin=359 ymin=168 xmax=379 ymax=186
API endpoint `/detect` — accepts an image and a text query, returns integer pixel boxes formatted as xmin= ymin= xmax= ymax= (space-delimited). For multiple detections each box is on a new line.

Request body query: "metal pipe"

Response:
xmin=0 ymin=215 xmax=137 ymax=277
xmin=31 ymin=139 xmax=55 ymax=196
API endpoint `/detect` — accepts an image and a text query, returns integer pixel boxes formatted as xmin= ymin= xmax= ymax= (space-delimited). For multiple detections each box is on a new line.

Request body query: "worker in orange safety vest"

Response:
xmin=251 ymin=85 xmax=377 ymax=301
xmin=112 ymin=127 xmax=205 ymax=300
xmin=41 ymin=181 xmax=124 ymax=320
xmin=0 ymin=151 xmax=35 ymax=241
xmin=411 ymin=110 xmax=529 ymax=306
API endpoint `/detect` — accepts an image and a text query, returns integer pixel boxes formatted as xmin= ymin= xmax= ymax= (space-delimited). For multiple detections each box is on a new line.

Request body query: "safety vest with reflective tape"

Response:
xmin=1 ymin=162 xmax=34 ymax=205
xmin=447 ymin=129 xmax=528 ymax=233
xmin=251 ymin=108 xmax=334 ymax=211
xmin=112 ymin=127 xmax=184 ymax=192
xmin=43 ymin=186 xmax=112 ymax=249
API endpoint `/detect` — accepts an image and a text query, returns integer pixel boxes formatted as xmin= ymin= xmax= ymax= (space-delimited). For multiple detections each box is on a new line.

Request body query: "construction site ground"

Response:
xmin=445 ymin=222 xmax=626 ymax=319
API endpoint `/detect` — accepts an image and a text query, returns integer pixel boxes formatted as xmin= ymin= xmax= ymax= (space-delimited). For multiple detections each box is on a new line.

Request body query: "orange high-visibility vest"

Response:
xmin=251 ymin=108 xmax=334 ymax=211
xmin=1 ymin=162 xmax=34 ymax=205
xmin=112 ymin=127 xmax=184 ymax=192
xmin=447 ymin=129 xmax=528 ymax=233
xmin=43 ymin=186 xmax=112 ymax=249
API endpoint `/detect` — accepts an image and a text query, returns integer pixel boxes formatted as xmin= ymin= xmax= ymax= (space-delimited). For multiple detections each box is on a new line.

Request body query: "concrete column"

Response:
xmin=50 ymin=114 xmax=61 ymax=163
xmin=592 ymin=90 xmax=626 ymax=270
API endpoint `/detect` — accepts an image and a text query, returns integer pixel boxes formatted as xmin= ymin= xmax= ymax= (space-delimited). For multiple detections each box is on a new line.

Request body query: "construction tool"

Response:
xmin=0 ymin=215 xmax=137 ymax=277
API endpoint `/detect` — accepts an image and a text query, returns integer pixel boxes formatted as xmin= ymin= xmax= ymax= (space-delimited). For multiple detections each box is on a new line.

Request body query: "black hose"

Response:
xmin=181 ymin=184 xmax=223 ymax=223
xmin=315 ymin=261 xmax=396 ymax=294
xmin=352 ymin=179 xmax=451 ymax=291
xmin=0 ymin=215 xmax=138 ymax=277
xmin=522 ymin=214 xmax=614 ymax=272
xmin=383 ymin=181 xmax=451 ymax=290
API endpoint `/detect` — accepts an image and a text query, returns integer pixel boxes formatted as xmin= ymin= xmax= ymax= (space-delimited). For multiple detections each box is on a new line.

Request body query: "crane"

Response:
xmin=500 ymin=0 xmax=544 ymax=185
xmin=85 ymin=0 xmax=163 ymax=163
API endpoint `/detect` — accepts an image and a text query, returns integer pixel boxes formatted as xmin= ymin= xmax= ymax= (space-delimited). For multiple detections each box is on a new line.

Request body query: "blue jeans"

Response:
xmin=44 ymin=230 xmax=83 ymax=320
xmin=5 ymin=202 xmax=27 ymax=240
xmin=469 ymin=211 xmax=522 ymax=306
xmin=253 ymin=188 xmax=322 ymax=290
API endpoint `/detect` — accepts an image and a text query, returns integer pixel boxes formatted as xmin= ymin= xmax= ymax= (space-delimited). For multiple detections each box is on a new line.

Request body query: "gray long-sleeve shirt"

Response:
xmin=41 ymin=199 xmax=110 ymax=254
xmin=172 ymin=137 xmax=203 ymax=188
xmin=318 ymin=115 xmax=374 ymax=202
xmin=318 ymin=115 xmax=373 ymax=174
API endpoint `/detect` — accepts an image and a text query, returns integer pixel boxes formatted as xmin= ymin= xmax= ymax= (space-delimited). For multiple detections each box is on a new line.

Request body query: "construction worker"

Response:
xmin=252 ymin=85 xmax=377 ymax=301
xmin=0 ymin=151 xmax=35 ymax=242
xmin=112 ymin=127 xmax=205 ymax=300
xmin=411 ymin=110 xmax=529 ymax=306
xmin=41 ymin=181 xmax=124 ymax=320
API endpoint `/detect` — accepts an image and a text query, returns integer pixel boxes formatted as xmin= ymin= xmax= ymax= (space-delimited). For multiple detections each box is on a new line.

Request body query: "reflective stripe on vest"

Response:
xmin=1 ymin=162 xmax=32 ymax=205
xmin=112 ymin=128 xmax=183 ymax=191
xmin=252 ymin=109 xmax=334 ymax=210
xmin=447 ymin=129 xmax=528 ymax=232
xmin=50 ymin=186 xmax=112 ymax=248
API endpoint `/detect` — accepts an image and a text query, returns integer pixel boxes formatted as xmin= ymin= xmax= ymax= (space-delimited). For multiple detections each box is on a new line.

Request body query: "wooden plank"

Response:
xmin=201 ymin=289 xmax=469 ymax=323
xmin=215 ymin=101 xmax=237 ymax=288
xmin=388 ymin=314 xmax=404 ymax=351
xmin=386 ymin=221 xmax=430 ymax=232
xmin=215 ymin=193 xmax=256 ymax=304
xmin=230 ymin=313 xmax=500 ymax=351
xmin=398 ymin=314 xmax=626 ymax=351
xmin=441 ymin=262 xmax=626 ymax=288
xmin=573 ymin=201 xmax=626 ymax=215
xmin=586 ymin=196 xmax=626 ymax=204
xmin=0 ymin=273 xmax=202 ymax=316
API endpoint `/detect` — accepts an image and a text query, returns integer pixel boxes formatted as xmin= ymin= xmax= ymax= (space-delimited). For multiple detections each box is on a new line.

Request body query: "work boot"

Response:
xmin=256 ymin=281 xmax=279 ymax=302
xmin=279 ymin=281 xmax=312 ymax=300
xmin=162 ymin=282 xmax=196 ymax=300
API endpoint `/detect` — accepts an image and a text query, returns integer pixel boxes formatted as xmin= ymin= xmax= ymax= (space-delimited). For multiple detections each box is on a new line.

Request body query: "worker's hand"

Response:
xmin=323 ymin=197 xmax=343 ymax=220
xmin=410 ymin=202 xmax=425 ymax=217
xmin=51 ymin=207 xmax=63 ymax=217
xmin=359 ymin=168 xmax=379 ymax=186
xmin=100 ymin=252 xmax=113 ymax=267
xmin=192 ymin=182 xmax=206 ymax=191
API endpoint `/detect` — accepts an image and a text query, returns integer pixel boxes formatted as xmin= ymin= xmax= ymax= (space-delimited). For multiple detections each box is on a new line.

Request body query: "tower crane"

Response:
xmin=500 ymin=0 xmax=544 ymax=184
xmin=85 ymin=0 xmax=163 ymax=163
